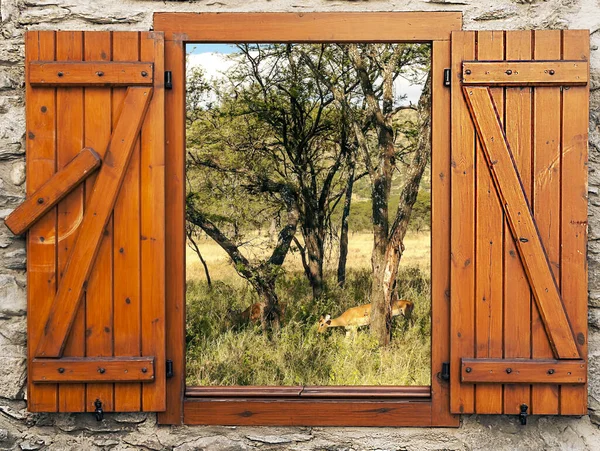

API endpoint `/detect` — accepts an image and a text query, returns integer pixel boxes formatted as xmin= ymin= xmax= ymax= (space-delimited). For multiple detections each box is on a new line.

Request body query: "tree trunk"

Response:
xmin=302 ymin=227 xmax=325 ymax=299
xmin=337 ymin=163 xmax=355 ymax=287
xmin=187 ymin=231 xmax=212 ymax=288
xmin=252 ymin=277 xmax=281 ymax=332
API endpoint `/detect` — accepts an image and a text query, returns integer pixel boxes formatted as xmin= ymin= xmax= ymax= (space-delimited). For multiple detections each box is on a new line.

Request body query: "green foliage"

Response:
xmin=186 ymin=267 xmax=431 ymax=386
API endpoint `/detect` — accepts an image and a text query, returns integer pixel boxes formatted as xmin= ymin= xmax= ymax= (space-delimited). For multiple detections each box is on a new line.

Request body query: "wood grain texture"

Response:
xmin=184 ymin=399 xmax=433 ymax=426
xmin=503 ymin=30 xmax=533 ymax=415
xmin=29 ymin=61 xmax=153 ymax=86
xmin=474 ymin=31 xmax=504 ymax=415
xmin=112 ymin=31 xmax=143 ymax=413
xmin=56 ymin=29 xmax=86 ymax=414
xmin=154 ymin=12 xmax=462 ymax=42
xmin=36 ymin=87 xmax=153 ymax=359
xmin=463 ymin=86 xmax=578 ymax=360
xmin=430 ymin=40 xmax=459 ymax=427
xmin=462 ymin=60 xmax=588 ymax=86
xmin=140 ymin=32 xmax=166 ymax=412
xmin=26 ymin=30 xmax=58 ymax=413
xmin=450 ymin=30 xmax=476 ymax=415
xmin=83 ymin=32 xmax=115 ymax=413
xmin=32 ymin=357 xmax=155 ymax=383
xmin=461 ymin=359 xmax=585 ymax=384
xmin=186 ymin=386 xmax=431 ymax=398
xmin=157 ymin=36 xmax=185 ymax=425
xmin=560 ymin=29 xmax=589 ymax=415
xmin=5 ymin=148 xmax=100 ymax=235
xmin=531 ymin=30 xmax=562 ymax=414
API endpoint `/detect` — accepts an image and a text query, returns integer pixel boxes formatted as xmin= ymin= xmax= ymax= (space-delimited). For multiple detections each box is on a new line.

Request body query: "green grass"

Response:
xmin=186 ymin=266 xmax=431 ymax=386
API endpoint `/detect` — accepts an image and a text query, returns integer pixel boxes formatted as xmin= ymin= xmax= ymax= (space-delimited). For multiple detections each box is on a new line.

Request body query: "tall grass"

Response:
xmin=186 ymin=266 xmax=431 ymax=386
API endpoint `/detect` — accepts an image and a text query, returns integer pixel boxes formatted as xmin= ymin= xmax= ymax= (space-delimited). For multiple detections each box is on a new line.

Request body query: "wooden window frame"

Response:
xmin=154 ymin=12 xmax=462 ymax=427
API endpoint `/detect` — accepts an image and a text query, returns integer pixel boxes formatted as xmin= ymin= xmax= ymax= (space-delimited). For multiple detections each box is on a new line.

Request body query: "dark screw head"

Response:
xmin=96 ymin=71 xmax=104 ymax=77
xmin=141 ymin=367 xmax=148 ymax=373
xmin=465 ymin=367 xmax=472 ymax=373
xmin=549 ymin=69 xmax=555 ymax=75
xmin=37 ymin=197 xmax=44 ymax=204
xmin=465 ymin=69 xmax=472 ymax=75
xmin=98 ymin=367 xmax=106 ymax=374
xmin=58 ymin=367 xmax=65 ymax=374
xmin=57 ymin=72 xmax=64 ymax=77
xmin=506 ymin=368 xmax=513 ymax=374
xmin=141 ymin=71 xmax=148 ymax=77
xmin=505 ymin=69 xmax=513 ymax=75
xmin=548 ymin=369 xmax=555 ymax=375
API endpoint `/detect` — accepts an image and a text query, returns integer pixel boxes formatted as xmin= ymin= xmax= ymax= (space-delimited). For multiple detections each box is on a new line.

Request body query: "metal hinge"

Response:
xmin=443 ymin=68 xmax=451 ymax=87
xmin=441 ymin=362 xmax=450 ymax=382
xmin=166 ymin=359 xmax=174 ymax=378
xmin=165 ymin=71 xmax=173 ymax=90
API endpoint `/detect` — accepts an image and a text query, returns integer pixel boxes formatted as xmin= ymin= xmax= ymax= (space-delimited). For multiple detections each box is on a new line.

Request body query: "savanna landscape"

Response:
xmin=185 ymin=43 xmax=432 ymax=386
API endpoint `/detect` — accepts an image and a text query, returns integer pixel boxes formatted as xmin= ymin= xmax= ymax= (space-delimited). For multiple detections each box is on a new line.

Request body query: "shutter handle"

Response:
xmin=94 ymin=399 xmax=104 ymax=422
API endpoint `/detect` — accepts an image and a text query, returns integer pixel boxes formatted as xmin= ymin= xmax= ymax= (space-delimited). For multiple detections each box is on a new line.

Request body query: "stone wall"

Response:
xmin=1 ymin=0 xmax=600 ymax=449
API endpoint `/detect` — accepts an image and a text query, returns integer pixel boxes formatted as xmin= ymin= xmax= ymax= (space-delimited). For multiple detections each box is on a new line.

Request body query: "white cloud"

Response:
xmin=187 ymin=51 xmax=425 ymax=106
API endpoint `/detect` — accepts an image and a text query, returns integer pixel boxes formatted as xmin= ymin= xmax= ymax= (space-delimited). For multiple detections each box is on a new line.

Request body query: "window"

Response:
xmin=17 ymin=13 xmax=588 ymax=427
xmin=156 ymin=12 xmax=459 ymax=426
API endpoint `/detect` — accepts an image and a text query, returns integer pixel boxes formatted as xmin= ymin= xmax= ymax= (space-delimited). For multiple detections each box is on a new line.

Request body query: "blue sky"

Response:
xmin=186 ymin=44 xmax=237 ymax=55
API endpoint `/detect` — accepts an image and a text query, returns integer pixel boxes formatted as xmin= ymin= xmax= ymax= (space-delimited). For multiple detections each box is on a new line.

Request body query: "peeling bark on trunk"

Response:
xmin=348 ymin=44 xmax=431 ymax=347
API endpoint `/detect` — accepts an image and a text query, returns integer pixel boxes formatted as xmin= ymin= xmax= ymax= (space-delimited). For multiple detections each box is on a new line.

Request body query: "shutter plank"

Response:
xmin=450 ymin=31 xmax=476 ymax=414
xmin=112 ymin=31 xmax=143 ymax=413
xmin=36 ymin=86 xmax=152 ymax=360
xmin=83 ymin=32 xmax=115 ymax=413
xmin=560 ymin=29 xmax=589 ymax=415
xmin=140 ymin=32 xmax=166 ymax=412
xmin=503 ymin=30 xmax=533 ymax=415
xmin=531 ymin=30 xmax=561 ymax=414
xmin=26 ymin=30 xmax=58 ymax=413
xmin=461 ymin=359 xmax=585 ymax=384
xmin=29 ymin=61 xmax=153 ymax=86
xmin=56 ymin=31 xmax=86 ymax=413
xmin=461 ymin=60 xmax=588 ymax=86
xmin=464 ymin=86 xmax=578 ymax=358
xmin=32 ymin=357 xmax=155 ymax=383
xmin=474 ymin=31 xmax=504 ymax=415
xmin=5 ymin=147 xmax=99 ymax=236
xmin=463 ymin=87 xmax=578 ymax=360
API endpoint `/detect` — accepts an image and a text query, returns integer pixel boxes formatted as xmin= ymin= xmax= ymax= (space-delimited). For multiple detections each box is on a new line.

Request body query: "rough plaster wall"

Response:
xmin=1 ymin=0 xmax=600 ymax=449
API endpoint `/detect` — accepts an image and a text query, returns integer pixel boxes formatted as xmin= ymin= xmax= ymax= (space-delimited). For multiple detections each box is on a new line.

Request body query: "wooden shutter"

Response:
xmin=450 ymin=30 xmax=589 ymax=415
xmin=19 ymin=31 xmax=166 ymax=413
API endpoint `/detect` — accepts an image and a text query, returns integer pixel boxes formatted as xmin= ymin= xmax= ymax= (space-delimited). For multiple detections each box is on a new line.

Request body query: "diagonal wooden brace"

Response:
xmin=463 ymin=86 xmax=579 ymax=360
xmin=4 ymin=147 xmax=101 ymax=236
xmin=36 ymin=87 xmax=153 ymax=358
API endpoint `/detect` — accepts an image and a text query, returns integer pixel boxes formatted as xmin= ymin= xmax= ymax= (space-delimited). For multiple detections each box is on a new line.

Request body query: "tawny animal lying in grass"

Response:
xmin=240 ymin=302 xmax=287 ymax=324
xmin=317 ymin=299 xmax=414 ymax=337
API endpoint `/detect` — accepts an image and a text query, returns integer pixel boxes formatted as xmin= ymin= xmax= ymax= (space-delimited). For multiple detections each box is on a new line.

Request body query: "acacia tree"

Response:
xmin=209 ymin=44 xmax=353 ymax=300
xmin=349 ymin=44 xmax=431 ymax=346
xmin=186 ymin=64 xmax=301 ymax=330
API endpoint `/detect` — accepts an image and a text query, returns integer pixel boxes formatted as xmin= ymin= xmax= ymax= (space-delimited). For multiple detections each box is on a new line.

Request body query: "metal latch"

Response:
xmin=94 ymin=399 xmax=104 ymax=422
xmin=165 ymin=71 xmax=173 ymax=90
xmin=166 ymin=359 xmax=174 ymax=378
xmin=519 ymin=404 xmax=528 ymax=425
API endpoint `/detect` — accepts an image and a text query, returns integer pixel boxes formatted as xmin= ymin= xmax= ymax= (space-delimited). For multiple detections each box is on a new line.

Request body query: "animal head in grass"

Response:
xmin=397 ymin=300 xmax=415 ymax=325
xmin=317 ymin=314 xmax=332 ymax=333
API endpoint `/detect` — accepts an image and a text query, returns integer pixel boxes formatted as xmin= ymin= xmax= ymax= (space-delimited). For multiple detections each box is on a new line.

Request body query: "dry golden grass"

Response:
xmin=186 ymin=231 xmax=430 ymax=285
